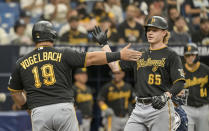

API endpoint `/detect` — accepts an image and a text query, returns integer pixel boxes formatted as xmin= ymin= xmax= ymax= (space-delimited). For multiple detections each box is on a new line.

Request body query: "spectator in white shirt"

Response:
xmin=20 ymin=0 xmax=45 ymax=17
xmin=104 ymin=0 xmax=124 ymax=24
xmin=0 ymin=27 xmax=9 ymax=45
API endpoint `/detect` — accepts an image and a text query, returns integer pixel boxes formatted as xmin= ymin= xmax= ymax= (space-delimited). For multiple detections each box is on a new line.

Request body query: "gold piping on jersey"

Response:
xmin=73 ymin=106 xmax=80 ymax=131
xmin=185 ymin=62 xmax=200 ymax=73
xmin=116 ymin=61 xmax=122 ymax=71
xmin=136 ymin=58 xmax=166 ymax=71
xmin=173 ymin=78 xmax=185 ymax=84
xmin=84 ymin=53 xmax=88 ymax=67
xmin=8 ymin=87 xmax=23 ymax=92
xmin=149 ymin=46 xmax=167 ymax=51
xmin=20 ymin=52 xmax=62 ymax=69
xmin=107 ymin=116 xmax=112 ymax=130
xmin=168 ymin=101 xmax=171 ymax=131
xmin=184 ymin=75 xmax=208 ymax=88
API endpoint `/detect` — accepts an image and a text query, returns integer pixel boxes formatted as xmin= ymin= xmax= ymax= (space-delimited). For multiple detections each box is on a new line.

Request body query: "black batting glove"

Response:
xmin=92 ymin=26 xmax=108 ymax=46
xmin=151 ymin=93 xmax=170 ymax=109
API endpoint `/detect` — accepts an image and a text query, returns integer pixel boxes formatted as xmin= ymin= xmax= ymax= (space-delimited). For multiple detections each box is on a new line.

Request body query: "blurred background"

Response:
xmin=0 ymin=0 xmax=209 ymax=131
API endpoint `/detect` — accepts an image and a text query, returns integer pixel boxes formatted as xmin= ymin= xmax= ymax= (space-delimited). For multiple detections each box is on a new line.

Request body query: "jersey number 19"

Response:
xmin=32 ymin=64 xmax=56 ymax=88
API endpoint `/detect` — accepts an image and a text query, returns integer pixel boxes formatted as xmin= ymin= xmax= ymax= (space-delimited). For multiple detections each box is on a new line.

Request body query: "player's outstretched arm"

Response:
xmin=91 ymin=26 xmax=142 ymax=71
xmin=85 ymin=44 xmax=141 ymax=67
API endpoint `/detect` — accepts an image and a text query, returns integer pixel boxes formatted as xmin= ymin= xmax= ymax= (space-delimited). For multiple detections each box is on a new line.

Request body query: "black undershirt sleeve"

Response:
xmin=169 ymin=80 xmax=185 ymax=96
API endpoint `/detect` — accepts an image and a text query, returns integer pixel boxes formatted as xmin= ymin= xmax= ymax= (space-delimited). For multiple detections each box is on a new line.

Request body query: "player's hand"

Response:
xmin=102 ymin=108 xmax=114 ymax=117
xmin=92 ymin=26 xmax=108 ymax=46
xmin=151 ymin=92 xmax=170 ymax=109
xmin=120 ymin=43 xmax=142 ymax=61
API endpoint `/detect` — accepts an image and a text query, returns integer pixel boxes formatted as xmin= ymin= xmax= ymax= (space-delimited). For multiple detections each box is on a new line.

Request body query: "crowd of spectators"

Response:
xmin=0 ymin=0 xmax=209 ymax=46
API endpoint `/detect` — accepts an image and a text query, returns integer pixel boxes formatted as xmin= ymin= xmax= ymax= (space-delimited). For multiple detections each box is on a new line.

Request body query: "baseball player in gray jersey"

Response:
xmin=92 ymin=16 xmax=185 ymax=131
xmin=182 ymin=43 xmax=209 ymax=131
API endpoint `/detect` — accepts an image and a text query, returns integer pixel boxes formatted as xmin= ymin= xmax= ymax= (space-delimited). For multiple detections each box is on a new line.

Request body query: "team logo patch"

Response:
xmin=187 ymin=46 xmax=191 ymax=52
xmin=36 ymin=33 xmax=40 ymax=38
xmin=136 ymin=58 xmax=166 ymax=72
xmin=151 ymin=18 xmax=155 ymax=24
xmin=178 ymin=69 xmax=185 ymax=77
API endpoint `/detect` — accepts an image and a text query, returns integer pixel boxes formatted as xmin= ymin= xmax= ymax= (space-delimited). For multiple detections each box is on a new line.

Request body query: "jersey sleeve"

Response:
xmin=169 ymin=52 xmax=185 ymax=84
xmin=8 ymin=63 xmax=23 ymax=92
xmin=63 ymin=48 xmax=87 ymax=68
xmin=118 ymin=60 xmax=135 ymax=71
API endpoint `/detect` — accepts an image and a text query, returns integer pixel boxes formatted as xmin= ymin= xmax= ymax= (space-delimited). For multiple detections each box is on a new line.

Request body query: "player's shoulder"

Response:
xmin=102 ymin=82 xmax=113 ymax=89
xmin=47 ymin=47 xmax=64 ymax=53
xmin=166 ymin=47 xmax=179 ymax=57
xmin=124 ymin=82 xmax=132 ymax=89
xmin=86 ymin=86 xmax=93 ymax=93
xmin=200 ymin=62 xmax=209 ymax=71
xmin=16 ymin=49 xmax=36 ymax=64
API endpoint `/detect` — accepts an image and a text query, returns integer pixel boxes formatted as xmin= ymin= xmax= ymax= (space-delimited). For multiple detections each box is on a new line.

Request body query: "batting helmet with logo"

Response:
xmin=144 ymin=16 xmax=168 ymax=32
xmin=184 ymin=43 xmax=199 ymax=63
xmin=32 ymin=21 xmax=57 ymax=43
xmin=184 ymin=43 xmax=198 ymax=55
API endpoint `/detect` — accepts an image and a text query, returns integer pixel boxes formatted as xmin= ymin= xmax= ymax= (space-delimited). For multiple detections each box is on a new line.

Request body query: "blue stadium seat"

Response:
xmin=0 ymin=3 xmax=20 ymax=33
xmin=0 ymin=13 xmax=15 ymax=33
xmin=0 ymin=2 xmax=20 ymax=21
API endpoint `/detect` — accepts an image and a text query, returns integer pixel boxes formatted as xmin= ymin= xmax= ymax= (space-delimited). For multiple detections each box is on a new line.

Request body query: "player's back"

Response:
xmin=17 ymin=46 xmax=81 ymax=109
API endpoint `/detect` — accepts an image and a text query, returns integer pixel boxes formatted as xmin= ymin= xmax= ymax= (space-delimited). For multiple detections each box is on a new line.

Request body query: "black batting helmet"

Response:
xmin=184 ymin=43 xmax=198 ymax=55
xmin=32 ymin=21 xmax=57 ymax=43
xmin=184 ymin=43 xmax=199 ymax=63
xmin=144 ymin=16 xmax=168 ymax=32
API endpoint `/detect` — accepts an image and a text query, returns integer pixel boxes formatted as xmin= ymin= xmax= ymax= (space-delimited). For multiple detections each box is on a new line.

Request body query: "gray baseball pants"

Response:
xmin=124 ymin=100 xmax=176 ymax=131
xmin=31 ymin=102 xmax=79 ymax=131
xmin=182 ymin=104 xmax=209 ymax=131
xmin=80 ymin=118 xmax=92 ymax=131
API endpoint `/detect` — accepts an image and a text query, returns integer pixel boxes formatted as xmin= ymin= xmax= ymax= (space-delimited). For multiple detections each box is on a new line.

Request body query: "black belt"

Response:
xmin=137 ymin=97 xmax=152 ymax=105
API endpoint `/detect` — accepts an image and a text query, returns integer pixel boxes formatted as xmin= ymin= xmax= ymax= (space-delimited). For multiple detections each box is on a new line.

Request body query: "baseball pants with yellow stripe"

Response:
xmin=124 ymin=99 xmax=176 ymax=131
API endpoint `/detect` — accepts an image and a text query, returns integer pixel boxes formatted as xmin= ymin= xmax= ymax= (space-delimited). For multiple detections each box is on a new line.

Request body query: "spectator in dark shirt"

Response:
xmin=117 ymin=4 xmax=145 ymax=44
xmin=192 ymin=18 xmax=209 ymax=45
xmin=99 ymin=17 xmax=118 ymax=44
xmin=184 ymin=0 xmax=209 ymax=27
xmin=76 ymin=1 xmax=97 ymax=31
xmin=167 ymin=6 xmax=180 ymax=31
xmin=169 ymin=16 xmax=191 ymax=45
xmin=60 ymin=16 xmax=88 ymax=45
xmin=91 ymin=1 xmax=115 ymax=26
xmin=10 ymin=19 xmax=32 ymax=45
